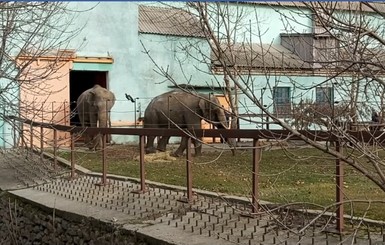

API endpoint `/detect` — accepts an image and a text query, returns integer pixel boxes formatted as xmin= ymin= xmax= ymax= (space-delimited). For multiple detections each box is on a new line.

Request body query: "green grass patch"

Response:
xmin=53 ymin=145 xmax=385 ymax=221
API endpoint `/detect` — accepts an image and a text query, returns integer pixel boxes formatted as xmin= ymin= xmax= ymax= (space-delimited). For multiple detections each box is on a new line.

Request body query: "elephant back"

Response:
xmin=143 ymin=90 xmax=212 ymax=129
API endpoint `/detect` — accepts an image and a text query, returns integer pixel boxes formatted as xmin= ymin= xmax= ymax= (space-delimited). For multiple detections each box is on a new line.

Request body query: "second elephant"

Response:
xmin=77 ymin=84 xmax=116 ymax=150
xmin=143 ymin=90 xmax=230 ymax=156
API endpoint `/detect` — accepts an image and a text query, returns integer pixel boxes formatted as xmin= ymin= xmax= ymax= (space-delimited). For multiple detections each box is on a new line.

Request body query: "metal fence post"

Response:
xmin=12 ymin=118 xmax=16 ymax=148
xmin=132 ymin=135 xmax=147 ymax=194
xmin=101 ymin=133 xmax=107 ymax=185
xmin=70 ymin=132 xmax=76 ymax=179
xmin=186 ymin=137 xmax=192 ymax=202
xmin=53 ymin=129 xmax=57 ymax=171
xmin=134 ymin=98 xmax=137 ymax=128
xmin=168 ymin=95 xmax=171 ymax=129
xmin=40 ymin=125 xmax=44 ymax=154
xmin=336 ymin=140 xmax=344 ymax=233
xmin=252 ymin=138 xmax=261 ymax=213
xmin=139 ymin=135 xmax=146 ymax=191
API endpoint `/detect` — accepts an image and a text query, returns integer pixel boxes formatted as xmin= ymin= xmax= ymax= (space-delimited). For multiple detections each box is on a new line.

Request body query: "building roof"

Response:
xmin=138 ymin=5 xmax=205 ymax=38
xmin=249 ymin=2 xmax=385 ymax=13
xmin=211 ymin=43 xmax=314 ymax=70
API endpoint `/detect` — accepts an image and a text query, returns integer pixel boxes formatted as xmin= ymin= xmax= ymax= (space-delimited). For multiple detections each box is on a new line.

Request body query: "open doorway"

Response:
xmin=69 ymin=70 xmax=107 ymax=126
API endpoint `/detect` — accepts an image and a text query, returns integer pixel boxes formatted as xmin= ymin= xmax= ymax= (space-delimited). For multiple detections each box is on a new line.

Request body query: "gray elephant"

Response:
xmin=143 ymin=90 xmax=231 ymax=157
xmin=76 ymin=84 xmax=116 ymax=150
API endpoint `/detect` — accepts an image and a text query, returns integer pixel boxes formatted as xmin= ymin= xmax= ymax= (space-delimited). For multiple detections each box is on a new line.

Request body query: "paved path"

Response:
xmin=1 ymin=148 xmax=384 ymax=245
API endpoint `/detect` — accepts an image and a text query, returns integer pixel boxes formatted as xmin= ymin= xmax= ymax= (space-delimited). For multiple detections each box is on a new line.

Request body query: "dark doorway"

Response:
xmin=70 ymin=70 xmax=107 ymax=126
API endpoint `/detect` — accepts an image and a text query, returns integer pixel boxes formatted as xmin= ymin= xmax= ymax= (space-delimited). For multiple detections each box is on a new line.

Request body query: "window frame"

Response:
xmin=315 ymin=86 xmax=334 ymax=106
xmin=273 ymin=86 xmax=292 ymax=116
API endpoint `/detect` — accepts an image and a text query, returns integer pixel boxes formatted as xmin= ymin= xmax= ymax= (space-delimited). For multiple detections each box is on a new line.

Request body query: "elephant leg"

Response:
xmin=171 ymin=137 xmax=186 ymax=157
xmin=192 ymin=137 xmax=202 ymax=156
xmin=107 ymin=117 xmax=112 ymax=144
xmin=157 ymin=136 xmax=170 ymax=152
xmin=82 ymin=121 xmax=93 ymax=147
xmin=89 ymin=113 xmax=99 ymax=150
xmin=172 ymin=137 xmax=202 ymax=157
xmin=145 ymin=136 xmax=157 ymax=154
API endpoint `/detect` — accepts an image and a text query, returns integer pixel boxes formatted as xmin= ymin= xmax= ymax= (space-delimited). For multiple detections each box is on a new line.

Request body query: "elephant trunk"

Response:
xmin=215 ymin=122 xmax=236 ymax=156
xmin=216 ymin=110 xmax=229 ymax=130
xmin=98 ymin=100 xmax=113 ymax=128
xmin=98 ymin=110 xmax=109 ymax=128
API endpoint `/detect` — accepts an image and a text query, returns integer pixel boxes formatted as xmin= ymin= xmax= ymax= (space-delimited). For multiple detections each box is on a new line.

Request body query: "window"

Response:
xmin=313 ymin=12 xmax=329 ymax=34
xmin=273 ymin=87 xmax=291 ymax=115
xmin=314 ymin=36 xmax=339 ymax=68
xmin=315 ymin=87 xmax=333 ymax=105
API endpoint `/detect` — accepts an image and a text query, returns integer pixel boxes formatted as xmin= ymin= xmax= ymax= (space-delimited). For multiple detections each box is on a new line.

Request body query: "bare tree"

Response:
xmin=0 ymin=2 xmax=81 ymax=148
xmin=141 ymin=1 xmax=385 ymax=191
xmin=138 ymin=2 xmax=385 ymax=234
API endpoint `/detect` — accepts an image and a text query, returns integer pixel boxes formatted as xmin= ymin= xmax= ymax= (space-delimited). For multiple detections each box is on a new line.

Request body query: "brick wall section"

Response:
xmin=0 ymin=192 xmax=148 ymax=245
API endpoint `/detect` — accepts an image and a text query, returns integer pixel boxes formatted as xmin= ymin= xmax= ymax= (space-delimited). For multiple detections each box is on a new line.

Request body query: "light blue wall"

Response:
xmin=62 ymin=2 xmax=326 ymax=139
xmin=212 ymin=4 xmax=312 ymax=44
xmin=66 ymin=2 xmax=140 ymax=143
xmin=47 ymin=2 xmax=383 ymax=142
xmin=0 ymin=78 xmax=19 ymax=148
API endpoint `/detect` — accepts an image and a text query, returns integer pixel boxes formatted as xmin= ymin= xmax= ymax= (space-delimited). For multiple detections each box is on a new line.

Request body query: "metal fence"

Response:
xmin=6 ymin=115 xmax=385 ymax=233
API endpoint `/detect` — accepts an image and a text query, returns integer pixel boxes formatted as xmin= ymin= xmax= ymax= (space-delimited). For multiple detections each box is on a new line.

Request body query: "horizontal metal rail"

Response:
xmin=7 ymin=115 xmax=385 ymax=143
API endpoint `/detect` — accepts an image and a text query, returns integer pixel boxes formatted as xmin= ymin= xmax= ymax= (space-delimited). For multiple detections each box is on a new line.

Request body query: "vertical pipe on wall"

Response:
xmin=40 ymin=108 xmax=44 ymax=153
xmin=30 ymin=124 xmax=33 ymax=150
xmin=13 ymin=118 xmax=16 ymax=148
xmin=63 ymin=101 xmax=67 ymax=125
xmin=20 ymin=126 xmax=24 ymax=148
xmin=1 ymin=119 xmax=4 ymax=148
xmin=51 ymin=102 xmax=54 ymax=124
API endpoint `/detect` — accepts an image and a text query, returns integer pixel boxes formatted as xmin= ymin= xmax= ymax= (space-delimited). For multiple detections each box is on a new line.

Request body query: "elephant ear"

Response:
xmin=88 ymin=89 xmax=97 ymax=107
xmin=198 ymin=97 xmax=212 ymax=120
xmin=199 ymin=96 xmax=229 ymax=129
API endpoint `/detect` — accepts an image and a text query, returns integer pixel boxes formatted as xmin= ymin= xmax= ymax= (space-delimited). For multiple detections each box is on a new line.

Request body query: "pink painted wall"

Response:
xmin=19 ymin=58 xmax=73 ymax=148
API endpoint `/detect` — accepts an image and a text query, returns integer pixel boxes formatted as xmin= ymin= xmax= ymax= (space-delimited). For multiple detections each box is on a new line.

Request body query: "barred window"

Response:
xmin=315 ymin=87 xmax=333 ymax=105
xmin=273 ymin=87 xmax=291 ymax=116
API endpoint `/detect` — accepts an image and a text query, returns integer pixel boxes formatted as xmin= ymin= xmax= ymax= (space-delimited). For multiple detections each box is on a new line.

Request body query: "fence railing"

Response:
xmin=6 ymin=115 xmax=385 ymax=233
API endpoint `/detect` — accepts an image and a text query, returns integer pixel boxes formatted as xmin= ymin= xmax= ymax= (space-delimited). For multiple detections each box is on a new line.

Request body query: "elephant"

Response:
xmin=143 ymin=90 xmax=233 ymax=157
xmin=76 ymin=84 xmax=116 ymax=150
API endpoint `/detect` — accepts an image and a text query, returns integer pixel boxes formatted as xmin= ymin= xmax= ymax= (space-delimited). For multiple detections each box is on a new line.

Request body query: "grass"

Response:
xmin=52 ymin=144 xmax=385 ymax=221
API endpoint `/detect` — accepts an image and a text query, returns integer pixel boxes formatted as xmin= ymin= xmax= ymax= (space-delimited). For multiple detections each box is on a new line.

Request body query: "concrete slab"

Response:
xmin=10 ymin=184 xmax=235 ymax=245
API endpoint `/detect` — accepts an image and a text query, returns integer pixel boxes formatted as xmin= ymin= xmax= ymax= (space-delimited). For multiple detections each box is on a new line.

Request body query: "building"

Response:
xmin=1 ymin=2 xmax=384 ymax=147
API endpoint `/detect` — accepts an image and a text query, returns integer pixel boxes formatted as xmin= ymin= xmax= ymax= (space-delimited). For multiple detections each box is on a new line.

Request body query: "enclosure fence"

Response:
xmin=6 ymin=115 xmax=385 ymax=233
